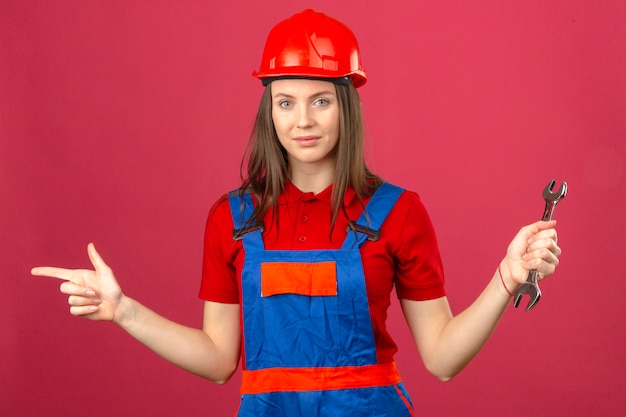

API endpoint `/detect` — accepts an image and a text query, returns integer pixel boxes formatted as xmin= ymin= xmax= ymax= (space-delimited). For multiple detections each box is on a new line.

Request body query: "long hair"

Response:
xmin=239 ymin=81 xmax=382 ymax=230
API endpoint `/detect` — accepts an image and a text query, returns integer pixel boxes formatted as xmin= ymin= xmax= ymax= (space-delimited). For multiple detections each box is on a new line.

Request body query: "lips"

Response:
xmin=293 ymin=135 xmax=321 ymax=146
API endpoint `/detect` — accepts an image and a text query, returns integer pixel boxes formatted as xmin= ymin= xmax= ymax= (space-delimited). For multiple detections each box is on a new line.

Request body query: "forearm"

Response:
xmin=403 ymin=221 xmax=560 ymax=381
xmin=432 ymin=270 xmax=512 ymax=379
xmin=114 ymin=296 xmax=238 ymax=383
xmin=403 ymin=268 xmax=513 ymax=381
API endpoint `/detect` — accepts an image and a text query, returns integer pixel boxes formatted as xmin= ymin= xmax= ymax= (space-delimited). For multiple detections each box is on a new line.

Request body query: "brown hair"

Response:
xmin=239 ymin=82 xmax=382 ymax=230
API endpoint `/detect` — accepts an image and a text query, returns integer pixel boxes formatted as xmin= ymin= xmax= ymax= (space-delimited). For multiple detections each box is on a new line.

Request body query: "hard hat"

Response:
xmin=253 ymin=9 xmax=367 ymax=88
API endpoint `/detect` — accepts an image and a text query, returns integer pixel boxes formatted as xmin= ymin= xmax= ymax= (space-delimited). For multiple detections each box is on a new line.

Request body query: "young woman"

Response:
xmin=32 ymin=9 xmax=562 ymax=416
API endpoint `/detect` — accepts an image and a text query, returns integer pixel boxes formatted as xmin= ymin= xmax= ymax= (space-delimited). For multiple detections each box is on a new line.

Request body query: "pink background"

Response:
xmin=2 ymin=1 xmax=625 ymax=416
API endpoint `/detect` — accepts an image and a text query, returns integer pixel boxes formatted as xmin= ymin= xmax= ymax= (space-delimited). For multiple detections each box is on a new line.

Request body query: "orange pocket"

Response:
xmin=261 ymin=262 xmax=337 ymax=297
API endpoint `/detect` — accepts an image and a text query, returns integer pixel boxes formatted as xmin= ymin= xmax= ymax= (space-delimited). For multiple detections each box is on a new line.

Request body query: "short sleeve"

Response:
xmin=391 ymin=191 xmax=446 ymax=301
xmin=198 ymin=195 xmax=241 ymax=304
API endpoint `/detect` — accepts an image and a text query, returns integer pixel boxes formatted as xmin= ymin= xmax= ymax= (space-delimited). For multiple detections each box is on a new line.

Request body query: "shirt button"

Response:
xmin=298 ymin=235 xmax=307 ymax=243
xmin=302 ymin=215 xmax=309 ymax=222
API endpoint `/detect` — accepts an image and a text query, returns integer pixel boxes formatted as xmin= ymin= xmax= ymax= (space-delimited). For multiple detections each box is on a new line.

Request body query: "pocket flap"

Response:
xmin=261 ymin=262 xmax=337 ymax=297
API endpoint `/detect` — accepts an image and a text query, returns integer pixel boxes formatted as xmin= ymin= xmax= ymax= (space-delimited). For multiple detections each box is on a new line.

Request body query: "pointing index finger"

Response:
xmin=31 ymin=266 xmax=76 ymax=282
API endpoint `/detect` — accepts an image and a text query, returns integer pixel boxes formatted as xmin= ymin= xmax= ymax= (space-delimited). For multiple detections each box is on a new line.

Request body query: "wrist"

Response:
xmin=497 ymin=261 xmax=517 ymax=297
xmin=113 ymin=294 xmax=135 ymax=327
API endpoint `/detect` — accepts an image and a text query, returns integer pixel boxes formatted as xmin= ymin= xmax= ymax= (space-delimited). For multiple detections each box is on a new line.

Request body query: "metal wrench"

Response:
xmin=513 ymin=179 xmax=567 ymax=311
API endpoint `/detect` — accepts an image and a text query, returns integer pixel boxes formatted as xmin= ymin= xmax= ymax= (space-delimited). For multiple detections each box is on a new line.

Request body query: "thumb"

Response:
xmin=87 ymin=243 xmax=109 ymax=271
xmin=520 ymin=219 xmax=557 ymax=240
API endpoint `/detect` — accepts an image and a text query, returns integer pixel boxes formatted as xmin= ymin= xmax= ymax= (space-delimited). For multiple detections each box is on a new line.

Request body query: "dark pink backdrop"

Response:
xmin=2 ymin=1 xmax=625 ymax=416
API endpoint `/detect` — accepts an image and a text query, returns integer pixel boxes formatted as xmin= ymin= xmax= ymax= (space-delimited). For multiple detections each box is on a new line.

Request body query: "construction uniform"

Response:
xmin=200 ymin=182 xmax=446 ymax=416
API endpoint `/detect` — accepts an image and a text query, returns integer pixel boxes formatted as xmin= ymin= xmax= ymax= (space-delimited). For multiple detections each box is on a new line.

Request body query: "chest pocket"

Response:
xmin=261 ymin=261 xmax=337 ymax=297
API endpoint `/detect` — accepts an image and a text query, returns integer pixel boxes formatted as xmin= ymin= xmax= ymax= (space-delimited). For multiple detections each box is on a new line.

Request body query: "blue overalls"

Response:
xmin=228 ymin=183 xmax=414 ymax=417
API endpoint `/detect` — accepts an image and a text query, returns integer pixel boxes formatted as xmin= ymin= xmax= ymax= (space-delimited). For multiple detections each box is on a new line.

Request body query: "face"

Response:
xmin=271 ymin=78 xmax=340 ymax=174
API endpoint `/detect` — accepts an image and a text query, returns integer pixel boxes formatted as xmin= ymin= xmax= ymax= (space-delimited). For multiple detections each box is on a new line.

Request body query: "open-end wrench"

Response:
xmin=513 ymin=179 xmax=567 ymax=311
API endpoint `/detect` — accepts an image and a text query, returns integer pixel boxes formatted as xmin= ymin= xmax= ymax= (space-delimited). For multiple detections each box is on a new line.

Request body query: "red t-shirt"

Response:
xmin=199 ymin=182 xmax=446 ymax=363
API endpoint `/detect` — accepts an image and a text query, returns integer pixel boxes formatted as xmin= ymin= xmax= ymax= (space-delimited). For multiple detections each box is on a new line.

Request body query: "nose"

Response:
xmin=296 ymin=106 xmax=314 ymax=129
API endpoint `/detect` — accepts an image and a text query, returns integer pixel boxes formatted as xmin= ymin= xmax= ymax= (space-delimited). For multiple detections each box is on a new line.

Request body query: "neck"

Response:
xmin=288 ymin=162 xmax=336 ymax=194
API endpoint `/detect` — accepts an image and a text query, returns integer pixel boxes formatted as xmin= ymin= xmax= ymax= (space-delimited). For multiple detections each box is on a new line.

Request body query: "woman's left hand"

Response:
xmin=500 ymin=220 xmax=562 ymax=290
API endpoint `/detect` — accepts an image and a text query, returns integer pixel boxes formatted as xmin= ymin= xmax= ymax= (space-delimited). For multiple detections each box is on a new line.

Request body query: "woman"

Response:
xmin=32 ymin=9 xmax=561 ymax=416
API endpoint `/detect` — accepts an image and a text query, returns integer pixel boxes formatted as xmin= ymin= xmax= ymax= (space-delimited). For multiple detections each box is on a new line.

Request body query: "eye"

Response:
xmin=278 ymin=100 xmax=293 ymax=109
xmin=314 ymin=98 xmax=330 ymax=107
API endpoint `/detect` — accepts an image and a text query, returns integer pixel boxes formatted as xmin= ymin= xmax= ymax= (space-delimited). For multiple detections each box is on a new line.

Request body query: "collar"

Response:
xmin=279 ymin=180 xmax=357 ymax=207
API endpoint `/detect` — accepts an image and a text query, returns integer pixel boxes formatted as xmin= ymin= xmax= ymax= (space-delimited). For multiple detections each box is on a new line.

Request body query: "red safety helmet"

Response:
xmin=253 ymin=9 xmax=367 ymax=88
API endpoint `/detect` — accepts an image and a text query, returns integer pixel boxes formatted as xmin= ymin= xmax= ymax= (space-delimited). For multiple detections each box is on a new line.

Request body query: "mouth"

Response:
xmin=293 ymin=136 xmax=321 ymax=146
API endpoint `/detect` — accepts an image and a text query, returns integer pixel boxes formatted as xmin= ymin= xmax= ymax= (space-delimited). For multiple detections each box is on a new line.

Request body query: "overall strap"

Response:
xmin=228 ymin=189 xmax=265 ymax=251
xmin=341 ymin=183 xmax=404 ymax=249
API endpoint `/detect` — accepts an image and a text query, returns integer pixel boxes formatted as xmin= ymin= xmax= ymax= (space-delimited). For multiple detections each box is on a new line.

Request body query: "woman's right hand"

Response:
xmin=32 ymin=243 xmax=124 ymax=322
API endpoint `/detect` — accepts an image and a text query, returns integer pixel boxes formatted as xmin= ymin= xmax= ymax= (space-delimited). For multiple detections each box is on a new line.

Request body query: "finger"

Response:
xmin=68 ymin=294 xmax=102 ymax=307
xmin=69 ymin=305 xmax=99 ymax=317
xmin=528 ymin=228 xmax=558 ymax=245
xmin=537 ymin=219 xmax=557 ymax=228
xmin=525 ymin=246 xmax=560 ymax=264
xmin=526 ymin=260 xmax=557 ymax=279
xmin=31 ymin=266 xmax=75 ymax=282
xmin=536 ymin=257 xmax=558 ymax=278
xmin=525 ymin=220 xmax=557 ymax=236
xmin=526 ymin=236 xmax=562 ymax=257
xmin=527 ymin=220 xmax=556 ymax=237
xmin=60 ymin=281 xmax=97 ymax=297
xmin=87 ymin=243 xmax=110 ymax=272
xmin=524 ymin=247 xmax=560 ymax=273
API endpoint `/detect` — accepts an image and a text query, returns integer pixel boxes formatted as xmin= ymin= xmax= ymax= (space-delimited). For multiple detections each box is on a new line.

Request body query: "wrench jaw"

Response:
xmin=542 ymin=180 xmax=568 ymax=203
xmin=541 ymin=180 xmax=566 ymax=222
xmin=542 ymin=179 xmax=557 ymax=199
xmin=513 ymin=283 xmax=542 ymax=312
xmin=514 ymin=270 xmax=542 ymax=311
